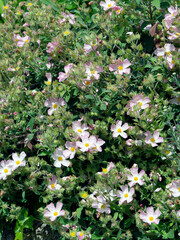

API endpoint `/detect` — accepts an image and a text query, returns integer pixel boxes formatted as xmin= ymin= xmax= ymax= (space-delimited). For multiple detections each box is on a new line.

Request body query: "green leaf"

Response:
xmin=100 ymin=103 xmax=107 ymax=111
xmin=117 ymin=229 xmax=122 ymax=238
xmin=0 ymin=0 xmax=4 ymax=14
xmin=152 ymin=0 xmax=160 ymax=8
xmin=151 ymin=66 xmax=162 ymax=72
xmin=76 ymin=207 xmax=83 ymax=219
xmin=41 ymin=0 xmax=59 ymax=12
xmin=28 ymin=133 xmax=34 ymax=141
xmin=27 ymin=117 xmax=34 ymax=130
xmin=119 ymin=26 xmax=125 ymax=36
xmin=113 ymin=212 xmax=119 ymax=220
xmin=15 ymin=231 xmax=23 ymax=240
xmin=85 ymin=95 xmax=94 ymax=100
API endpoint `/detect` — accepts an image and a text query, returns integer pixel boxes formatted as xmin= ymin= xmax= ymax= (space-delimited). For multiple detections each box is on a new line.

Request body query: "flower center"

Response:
xmin=118 ymin=65 xmax=123 ymax=70
xmin=101 ymin=204 xmax=105 ymax=209
xmin=102 ymin=168 xmax=108 ymax=173
xmin=58 ymin=156 xmax=63 ymax=161
xmin=71 ymin=147 xmax=75 ymax=152
xmin=25 ymin=39 xmax=29 ymax=43
xmin=150 ymin=138 xmax=155 ymax=142
xmin=3 ymin=6 xmax=8 ymax=10
xmin=64 ymin=31 xmax=70 ymax=35
xmin=4 ymin=169 xmax=8 ymax=173
xmin=166 ymin=51 xmax=171 ymax=55
xmin=53 ymin=103 xmax=58 ymax=109
xmin=85 ymin=143 xmax=89 ymax=147
xmin=15 ymin=39 xmax=19 ymax=42
xmin=117 ymin=128 xmax=121 ymax=133
xmin=90 ymin=70 xmax=95 ymax=74
xmin=53 ymin=211 xmax=58 ymax=216
xmin=108 ymin=4 xmax=112 ymax=7
xmin=28 ymin=3 xmax=32 ymax=6
xmin=82 ymin=192 xmax=88 ymax=198
xmin=85 ymin=81 xmax=90 ymax=85
xmin=46 ymin=81 xmax=51 ymax=85
xmin=134 ymin=176 xmax=138 ymax=181
xmin=16 ymin=160 xmax=20 ymax=165
xmin=178 ymin=187 xmax=180 ymax=191
xmin=165 ymin=150 xmax=170 ymax=155
xmin=178 ymin=97 xmax=180 ymax=102
xmin=117 ymin=9 xmax=120 ymax=13
xmin=80 ymin=232 xmax=84 ymax=237
xmin=77 ymin=129 xmax=82 ymax=133
xmin=124 ymin=193 xmax=129 ymax=198
xmin=149 ymin=216 xmax=154 ymax=221
xmin=175 ymin=33 xmax=179 ymax=36
xmin=172 ymin=60 xmax=175 ymax=64
xmin=70 ymin=232 xmax=76 ymax=237
xmin=139 ymin=102 xmax=143 ymax=106
xmin=51 ymin=184 xmax=55 ymax=189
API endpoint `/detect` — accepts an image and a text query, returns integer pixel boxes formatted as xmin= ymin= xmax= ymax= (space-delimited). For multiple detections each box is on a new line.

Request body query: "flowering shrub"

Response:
xmin=0 ymin=0 xmax=180 ymax=239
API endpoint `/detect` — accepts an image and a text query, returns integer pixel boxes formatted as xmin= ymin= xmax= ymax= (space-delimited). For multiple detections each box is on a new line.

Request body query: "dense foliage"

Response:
xmin=0 ymin=0 xmax=179 ymax=239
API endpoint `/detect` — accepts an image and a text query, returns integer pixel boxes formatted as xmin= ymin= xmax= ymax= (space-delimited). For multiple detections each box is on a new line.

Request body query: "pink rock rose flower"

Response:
xmin=109 ymin=59 xmax=131 ymax=75
xmin=111 ymin=120 xmax=129 ymax=138
xmin=117 ymin=185 xmax=135 ymax=204
xmin=44 ymin=97 xmax=66 ymax=115
xmin=57 ymin=63 xmax=74 ymax=82
xmin=144 ymin=130 xmax=164 ymax=147
xmin=139 ymin=207 xmax=161 ymax=225
xmin=44 ymin=202 xmax=65 ymax=221
xmin=126 ymin=166 xmax=145 ymax=187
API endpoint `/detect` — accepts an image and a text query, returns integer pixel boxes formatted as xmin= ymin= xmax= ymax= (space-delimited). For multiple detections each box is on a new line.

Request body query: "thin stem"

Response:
xmin=149 ymin=0 xmax=153 ymax=20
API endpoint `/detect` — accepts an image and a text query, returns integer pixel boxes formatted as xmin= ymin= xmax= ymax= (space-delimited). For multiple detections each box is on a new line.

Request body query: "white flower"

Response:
xmin=139 ymin=207 xmax=161 ymax=225
xmin=44 ymin=97 xmax=66 ymax=115
xmin=76 ymin=135 xmax=96 ymax=152
xmin=111 ymin=120 xmax=129 ymax=138
xmin=52 ymin=147 xmax=70 ymax=168
xmin=126 ymin=166 xmax=145 ymax=187
xmin=72 ymin=121 xmax=89 ymax=137
xmin=9 ymin=152 xmax=26 ymax=171
xmin=63 ymin=141 xmax=77 ymax=159
xmin=144 ymin=130 xmax=164 ymax=147
xmin=100 ymin=0 xmax=116 ymax=11
xmin=0 ymin=160 xmax=14 ymax=180
xmin=92 ymin=195 xmax=111 ymax=214
xmin=44 ymin=202 xmax=65 ymax=221
xmin=117 ymin=185 xmax=135 ymax=204
xmin=166 ymin=180 xmax=180 ymax=197
xmin=89 ymin=136 xmax=105 ymax=153
xmin=97 ymin=162 xmax=115 ymax=176
xmin=47 ymin=175 xmax=61 ymax=190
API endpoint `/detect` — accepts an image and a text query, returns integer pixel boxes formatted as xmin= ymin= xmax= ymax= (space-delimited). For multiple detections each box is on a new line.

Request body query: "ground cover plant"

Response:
xmin=0 ymin=0 xmax=180 ymax=239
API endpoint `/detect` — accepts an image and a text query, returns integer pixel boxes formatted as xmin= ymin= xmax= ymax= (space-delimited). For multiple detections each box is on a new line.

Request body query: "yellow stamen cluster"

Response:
xmin=101 ymin=204 xmax=105 ymax=209
xmin=149 ymin=216 xmax=154 ymax=221
xmin=64 ymin=31 xmax=70 ymax=35
xmin=70 ymin=232 xmax=76 ymax=237
xmin=124 ymin=193 xmax=129 ymax=198
xmin=117 ymin=128 xmax=121 ymax=133
xmin=81 ymin=192 xmax=88 ymax=198
xmin=53 ymin=103 xmax=58 ymax=109
xmin=102 ymin=168 xmax=108 ymax=173
xmin=134 ymin=176 xmax=138 ymax=181
xmin=108 ymin=4 xmax=112 ymax=7
xmin=150 ymin=138 xmax=155 ymax=143
xmin=165 ymin=150 xmax=170 ymax=155
xmin=118 ymin=65 xmax=123 ymax=70
xmin=16 ymin=160 xmax=20 ymax=165
xmin=71 ymin=147 xmax=75 ymax=152
xmin=139 ymin=102 xmax=143 ymax=106
xmin=77 ymin=129 xmax=82 ymax=133
xmin=3 ymin=6 xmax=8 ymax=10
xmin=58 ymin=156 xmax=63 ymax=161
xmin=4 ymin=169 xmax=8 ymax=173
xmin=85 ymin=143 xmax=89 ymax=147
xmin=51 ymin=184 xmax=55 ymax=189
xmin=53 ymin=211 xmax=58 ymax=216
